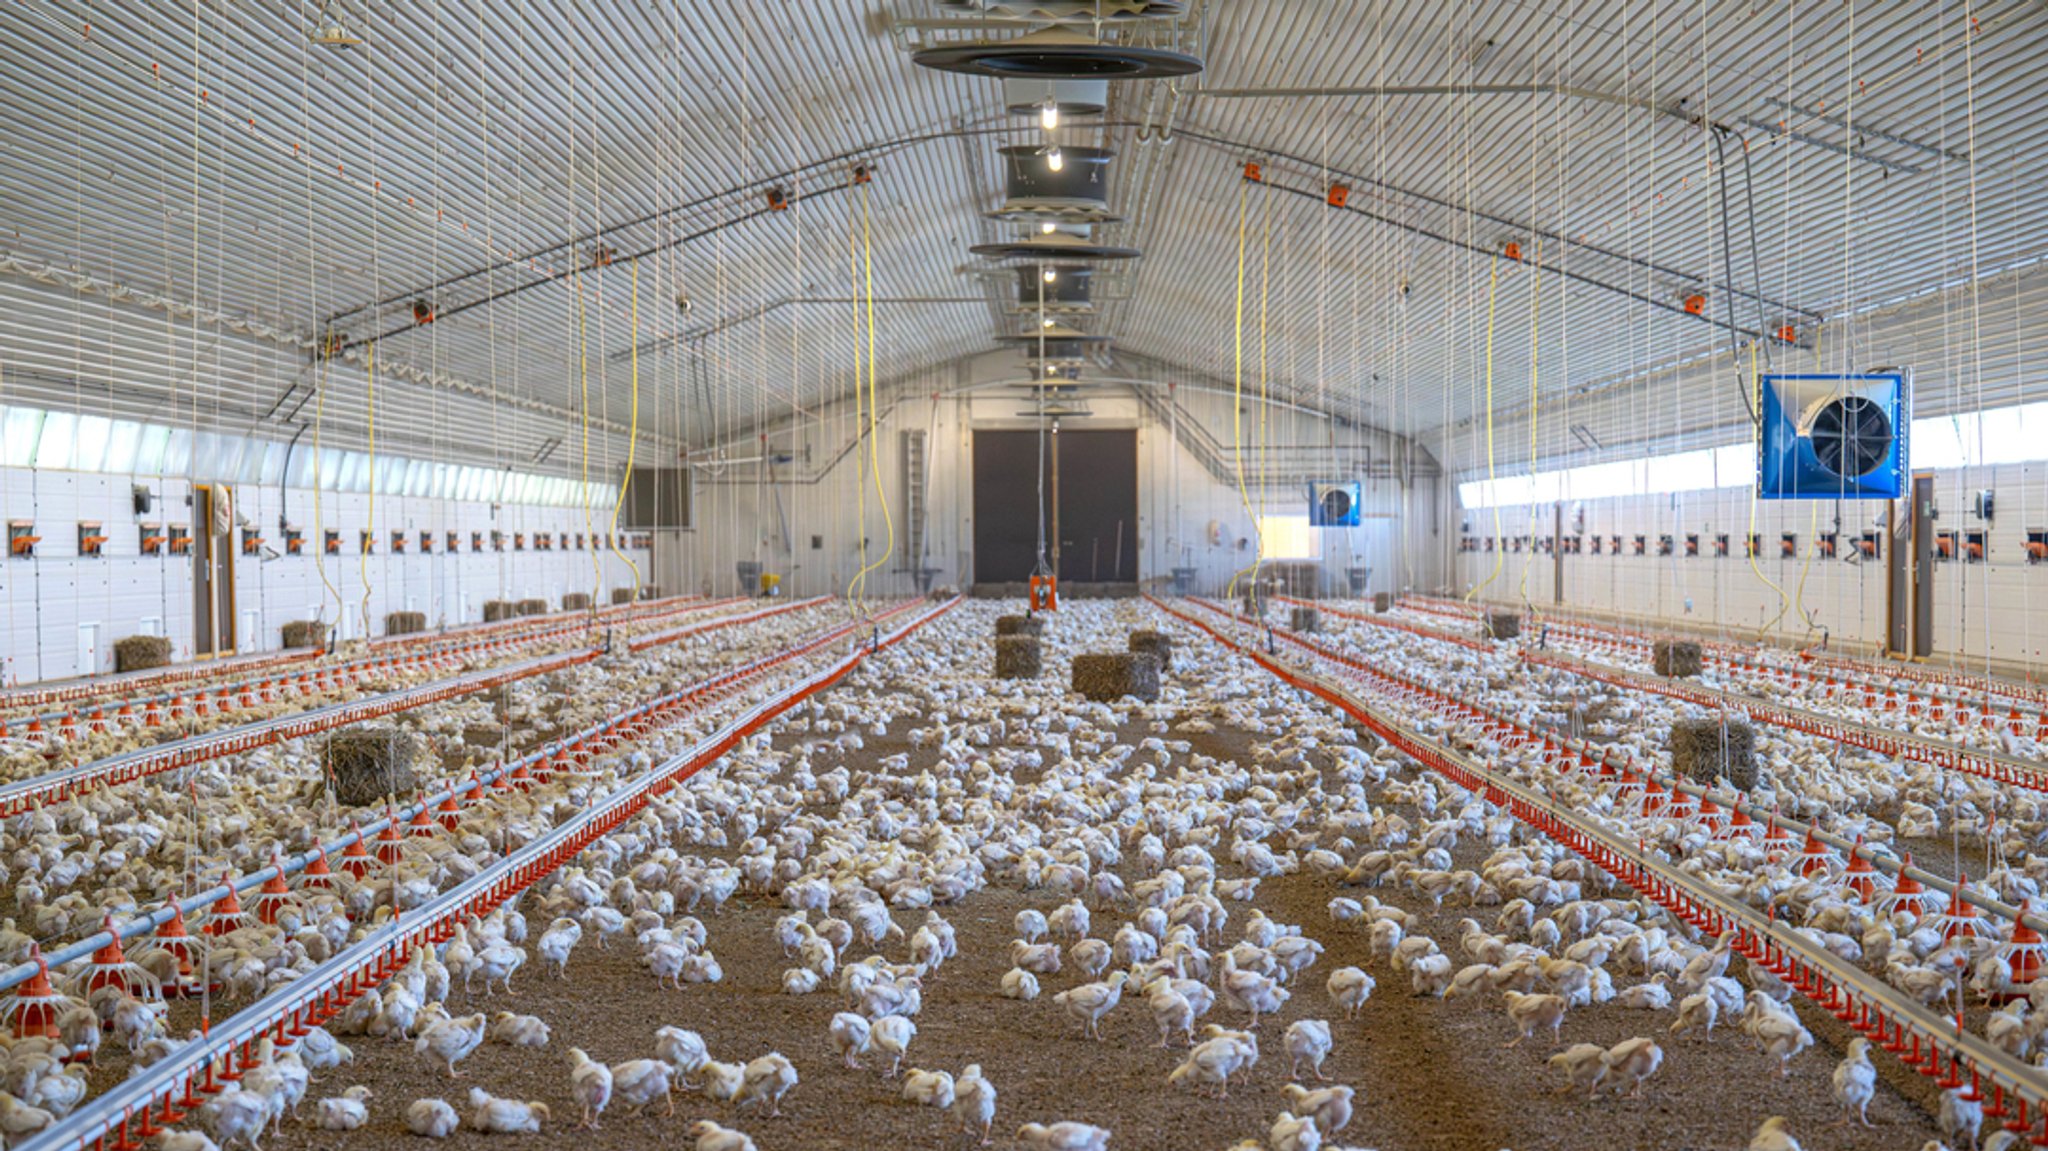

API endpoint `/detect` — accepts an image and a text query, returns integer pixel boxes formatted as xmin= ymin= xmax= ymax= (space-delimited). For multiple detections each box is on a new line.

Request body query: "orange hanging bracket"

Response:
xmin=1029 ymin=574 xmax=1058 ymax=613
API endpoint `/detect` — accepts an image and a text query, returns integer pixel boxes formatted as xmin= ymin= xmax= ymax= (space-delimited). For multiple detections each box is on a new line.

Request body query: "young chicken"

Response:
xmin=465 ymin=1086 xmax=549 ymax=1134
xmin=1939 ymin=1085 xmax=1983 ymax=1151
xmin=1502 ymin=991 xmax=1567 ymax=1048
xmin=1283 ymin=1084 xmax=1355 ymax=1136
xmin=312 ymin=1086 xmax=372 ymax=1131
xmin=901 ymin=1068 xmax=956 ymax=1109
xmin=951 ymin=1064 xmax=998 ymax=1146
xmin=1748 ymin=1116 xmax=1802 ymax=1151
xmin=1601 ymin=1037 xmax=1664 ymax=1097
xmin=415 ymin=1014 xmax=486 ymax=1078
xmin=655 ymin=1026 xmax=710 ymax=1082
xmin=153 ymin=1131 xmax=221 ymax=1151
xmin=1284 ymin=1019 xmax=1333 ymax=1080
xmin=1325 ymin=967 xmax=1375 ymax=1019
xmin=0 ymin=1094 xmax=56 ymax=1147
xmin=199 ymin=1087 xmax=267 ymax=1151
xmin=1053 ymin=972 xmax=1129 ymax=1040
xmin=686 ymin=1120 xmax=758 ymax=1151
xmin=829 ymin=1011 xmax=873 ymax=1068
xmin=871 ymin=1014 xmax=917 ymax=1078
xmin=1669 ymin=991 xmax=1718 ymax=1041
xmin=1000 ymin=968 xmax=1042 ymax=1001
xmin=1017 ymin=1121 xmax=1112 ymax=1151
xmin=1548 ymin=1043 xmax=1609 ymax=1096
xmin=1147 ymin=981 xmax=1195 ymax=1048
xmin=487 ymin=1011 xmax=551 ymax=1048
xmin=406 ymin=1098 xmax=460 ymax=1139
xmin=738 ymin=1052 xmax=798 ymax=1116
xmin=610 ymin=1059 xmax=675 ymax=1117
xmin=568 ymin=1047 xmax=615 ymax=1129
xmin=1832 ymin=1037 xmax=1877 ymax=1127
xmin=1269 ymin=1111 xmax=1321 ymax=1151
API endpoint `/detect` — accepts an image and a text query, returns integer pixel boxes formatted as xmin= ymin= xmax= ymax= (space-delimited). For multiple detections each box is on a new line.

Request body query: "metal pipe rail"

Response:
xmin=1154 ymin=595 xmax=2048 ymax=1138
xmin=364 ymin=594 xmax=717 ymax=652
xmin=0 ymin=647 xmax=322 ymax=716
xmin=1270 ymin=595 xmax=1490 ymax=652
xmin=629 ymin=597 xmax=830 ymax=653
xmin=0 ymin=598 xmax=928 ymax=996
xmin=22 ymin=595 xmax=957 ymax=1151
xmin=0 ymin=648 xmax=595 ymax=818
xmin=1216 ymin=600 xmax=2048 ymax=948
xmin=1522 ymin=647 xmax=2048 ymax=795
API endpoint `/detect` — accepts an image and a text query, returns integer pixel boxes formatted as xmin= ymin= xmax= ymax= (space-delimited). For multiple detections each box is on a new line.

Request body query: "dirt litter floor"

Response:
xmin=261 ymin=609 xmax=1949 ymax=1151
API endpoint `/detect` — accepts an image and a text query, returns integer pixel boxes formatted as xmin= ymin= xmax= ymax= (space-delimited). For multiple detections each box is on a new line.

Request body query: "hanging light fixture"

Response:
xmin=1043 ymin=268 xmax=1058 ymax=283
xmin=308 ymin=1 xmax=362 ymax=47
xmin=1041 ymin=99 xmax=1060 ymax=132
xmin=1045 ymin=147 xmax=1064 ymax=172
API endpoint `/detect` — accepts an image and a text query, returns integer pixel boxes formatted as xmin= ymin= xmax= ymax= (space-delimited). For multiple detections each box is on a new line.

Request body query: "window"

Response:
xmin=1257 ymin=514 xmax=1320 ymax=561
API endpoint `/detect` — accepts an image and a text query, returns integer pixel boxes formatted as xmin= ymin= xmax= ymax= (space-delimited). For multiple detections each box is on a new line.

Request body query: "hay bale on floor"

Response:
xmin=612 ymin=588 xmax=635 ymax=605
xmin=995 ymin=636 xmax=1043 ymax=679
xmin=383 ymin=611 xmax=427 ymax=636
xmin=113 ymin=635 xmax=173 ymax=673
xmin=1484 ymin=611 xmax=1521 ymax=641
xmin=562 ymin=593 xmax=592 ymax=612
xmin=996 ymin=614 xmax=1045 ymax=638
xmin=1289 ymin=606 xmax=1321 ymax=633
xmin=1072 ymin=652 xmax=1161 ymax=703
xmin=1671 ymin=717 xmax=1758 ymax=790
xmin=1373 ymin=591 xmax=1392 ymax=614
xmin=516 ymin=598 xmax=548 ymax=617
xmin=1653 ymin=638 xmax=1704 ymax=678
xmin=281 ymin=620 xmax=328 ymax=650
xmin=483 ymin=600 xmax=517 ymax=622
xmin=321 ymin=727 xmax=421 ymax=806
xmin=639 ymin=586 xmax=659 ymax=601
xmin=1127 ymin=630 xmax=1173 ymax=672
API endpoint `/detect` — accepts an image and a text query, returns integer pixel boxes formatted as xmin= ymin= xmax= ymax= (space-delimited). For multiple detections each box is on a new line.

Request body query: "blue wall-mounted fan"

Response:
xmin=1756 ymin=370 xmax=1909 ymax=500
xmin=1308 ymin=482 xmax=1363 ymax=526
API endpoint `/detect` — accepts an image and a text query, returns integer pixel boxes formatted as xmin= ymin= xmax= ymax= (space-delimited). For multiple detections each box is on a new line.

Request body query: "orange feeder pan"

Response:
xmin=295 ymin=846 xmax=344 ymax=893
xmin=339 ymin=828 xmax=377 ymax=880
xmin=1931 ymin=871 xmax=1995 ymax=943
xmin=150 ymin=900 xmax=208 ymax=994
xmin=201 ymin=875 xmax=249 ymax=938
xmin=2002 ymin=901 xmax=2048 ymax=990
xmin=1873 ymin=855 xmax=1935 ymax=921
xmin=0 ymin=948 xmax=76 ymax=1041
xmin=1839 ymin=837 xmax=1885 ymax=903
xmin=71 ymin=915 xmax=161 ymax=1002
xmin=1795 ymin=828 xmax=1838 ymax=878
xmin=250 ymin=856 xmax=296 ymax=926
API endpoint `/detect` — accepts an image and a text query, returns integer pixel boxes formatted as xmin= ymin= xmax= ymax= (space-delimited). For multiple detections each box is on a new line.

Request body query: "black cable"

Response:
xmin=1738 ymin=134 xmax=1775 ymax=372
xmin=1713 ymin=131 xmax=1761 ymax=427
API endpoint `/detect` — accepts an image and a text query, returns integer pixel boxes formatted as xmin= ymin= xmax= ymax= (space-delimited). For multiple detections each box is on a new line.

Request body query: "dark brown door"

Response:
xmin=973 ymin=428 xmax=1137 ymax=585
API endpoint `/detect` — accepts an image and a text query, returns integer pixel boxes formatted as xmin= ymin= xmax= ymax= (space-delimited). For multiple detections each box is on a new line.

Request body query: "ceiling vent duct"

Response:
xmin=939 ymin=1 xmax=1189 ymax=21
xmin=1003 ymin=77 xmax=1109 ymax=119
xmin=972 ymin=231 xmax=1139 ymax=262
xmin=1016 ymin=265 xmax=1093 ymax=312
xmin=914 ymin=27 xmax=1202 ymax=80
xmin=987 ymin=145 xmax=1120 ymax=225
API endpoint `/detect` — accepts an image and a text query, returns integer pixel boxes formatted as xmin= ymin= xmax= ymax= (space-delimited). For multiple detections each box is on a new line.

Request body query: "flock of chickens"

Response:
xmin=0 ymin=592 xmax=2030 ymax=1150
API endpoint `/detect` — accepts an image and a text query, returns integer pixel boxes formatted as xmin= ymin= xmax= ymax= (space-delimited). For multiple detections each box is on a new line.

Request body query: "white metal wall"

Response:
xmin=0 ymin=466 xmax=651 ymax=685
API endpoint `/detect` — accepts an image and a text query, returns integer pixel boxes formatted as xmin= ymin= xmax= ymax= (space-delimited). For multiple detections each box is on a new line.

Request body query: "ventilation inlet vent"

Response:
xmin=986 ymin=146 xmax=1121 ymax=224
xmin=938 ymin=1 xmax=1189 ymax=21
xmin=914 ymin=27 xmax=1202 ymax=79
xmin=971 ymin=232 xmax=1139 ymax=262
xmin=1016 ymin=265 xmax=1094 ymax=311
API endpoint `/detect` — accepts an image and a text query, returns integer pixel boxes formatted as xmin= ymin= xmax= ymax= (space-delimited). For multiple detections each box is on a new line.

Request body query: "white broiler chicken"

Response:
xmin=829 ymin=1011 xmax=873 ymax=1068
xmin=1600 ymin=1036 xmax=1663 ymax=1097
xmin=1269 ymin=1110 xmax=1322 ymax=1151
xmin=1001 ymin=968 xmax=1041 ymax=1001
xmin=951 ymin=1064 xmax=998 ymax=1146
xmin=312 ymin=1086 xmax=372 ymax=1131
xmin=566 ymin=1047 xmax=614 ymax=1129
xmin=406 ymin=1098 xmax=460 ymax=1139
xmin=611 ymin=1059 xmax=675 ymax=1118
xmin=871 ymin=1014 xmax=916 ymax=1077
xmin=1017 ymin=1120 xmax=1112 ymax=1151
xmin=199 ymin=1087 xmax=267 ymax=1151
xmin=1669 ymin=991 xmax=1718 ymax=1041
xmin=487 ymin=1011 xmax=550 ymax=1048
xmin=686 ymin=1120 xmax=758 ymax=1151
xmin=902 ymin=1068 xmax=955 ymax=1109
xmin=1502 ymin=991 xmax=1567 ymax=1048
xmin=656 ymin=1026 xmax=709 ymax=1081
xmin=465 ymin=1086 xmax=549 ymax=1134
xmin=1147 ymin=980 xmax=1195 ymax=1048
xmin=1325 ymin=966 xmax=1375 ymax=1019
xmin=1831 ymin=1037 xmax=1877 ymax=1127
xmin=1283 ymin=1084 xmax=1354 ymax=1136
xmin=414 ymin=1014 xmax=486 ymax=1078
xmin=1053 ymin=972 xmax=1129 ymax=1040
xmin=738 ymin=1052 xmax=797 ymax=1117
xmin=1547 ymin=1043 xmax=1608 ymax=1096
xmin=1940 ymin=1086 xmax=1983 ymax=1151
xmin=1284 ymin=1019 xmax=1333 ymax=1080
xmin=1747 ymin=1115 xmax=1802 ymax=1151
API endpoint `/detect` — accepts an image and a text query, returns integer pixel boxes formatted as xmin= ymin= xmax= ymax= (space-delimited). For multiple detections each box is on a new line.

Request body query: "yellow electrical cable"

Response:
xmin=578 ymin=277 xmax=600 ymax=607
xmin=606 ymin=262 xmax=644 ymax=604
xmin=843 ymin=187 xmax=868 ymax=609
xmin=1226 ymin=181 xmax=1263 ymax=602
xmin=311 ymin=354 xmax=340 ymax=632
xmin=1519 ymin=244 xmax=1541 ymax=612
xmin=1743 ymin=341 xmax=1791 ymax=639
xmin=848 ymin=181 xmax=895 ymax=603
xmin=1466 ymin=255 xmax=1507 ymax=603
xmin=358 ymin=342 xmax=375 ymax=642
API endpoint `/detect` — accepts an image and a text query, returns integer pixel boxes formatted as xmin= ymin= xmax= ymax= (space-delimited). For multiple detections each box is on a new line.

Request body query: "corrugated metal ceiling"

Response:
xmin=0 ymin=0 xmax=2040 ymax=473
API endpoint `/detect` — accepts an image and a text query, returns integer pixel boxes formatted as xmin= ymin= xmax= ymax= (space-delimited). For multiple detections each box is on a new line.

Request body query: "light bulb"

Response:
xmin=1042 ymin=318 xmax=1057 ymax=328
xmin=1040 ymin=221 xmax=1057 ymax=234
xmin=1046 ymin=364 xmax=1058 ymax=377
xmin=1046 ymin=147 xmax=1063 ymax=172
xmin=1043 ymin=268 xmax=1057 ymax=283
xmin=1041 ymin=100 xmax=1059 ymax=132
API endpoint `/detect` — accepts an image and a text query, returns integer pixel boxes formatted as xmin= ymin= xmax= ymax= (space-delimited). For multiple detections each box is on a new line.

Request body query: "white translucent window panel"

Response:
xmin=136 ymin=424 xmax=171 ymax=474
xmin=34 ymin=410 xmax=76 ymax=469
xmin=1645 ymin=448 xmax=1716 ymax=494
xmin=2 ymin=408 xmax=44 ymax=468
xmin=1712 ymin=443 xmax=1756 ymax=486
xmin=1258 ymin=514 xmax=1319 ymax=560
xmin=1980 ymin=402 xmax=2045 ymax=467
xmin=164 ymin=429 xmax=192 ymax=475
xmin=1913 ymin=414 xmax=1972 ymax=470
xmin=72 ymin=415 xmax=112 ymax=472
xmin=106 ymin=420 xmax=143 ymax=474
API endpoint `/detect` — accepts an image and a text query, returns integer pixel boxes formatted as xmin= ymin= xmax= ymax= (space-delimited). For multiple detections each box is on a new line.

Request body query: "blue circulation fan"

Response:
xmin=1756 ymin=370 xmax=1909 ymax=500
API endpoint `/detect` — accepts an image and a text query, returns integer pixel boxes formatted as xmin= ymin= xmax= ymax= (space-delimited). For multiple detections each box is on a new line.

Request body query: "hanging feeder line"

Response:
xmin=1152 ymin=594 xmax=2048 ymax=1136
xmin=12 ymin=595 xmax=956 ymax=1151
xmin=1199 ymin=595 xmax=2048 ymax=938
xmin=0 ymin=596 xmax=734 ymax=743
xmin=0 ymin=596 xmax=889 ymax=999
